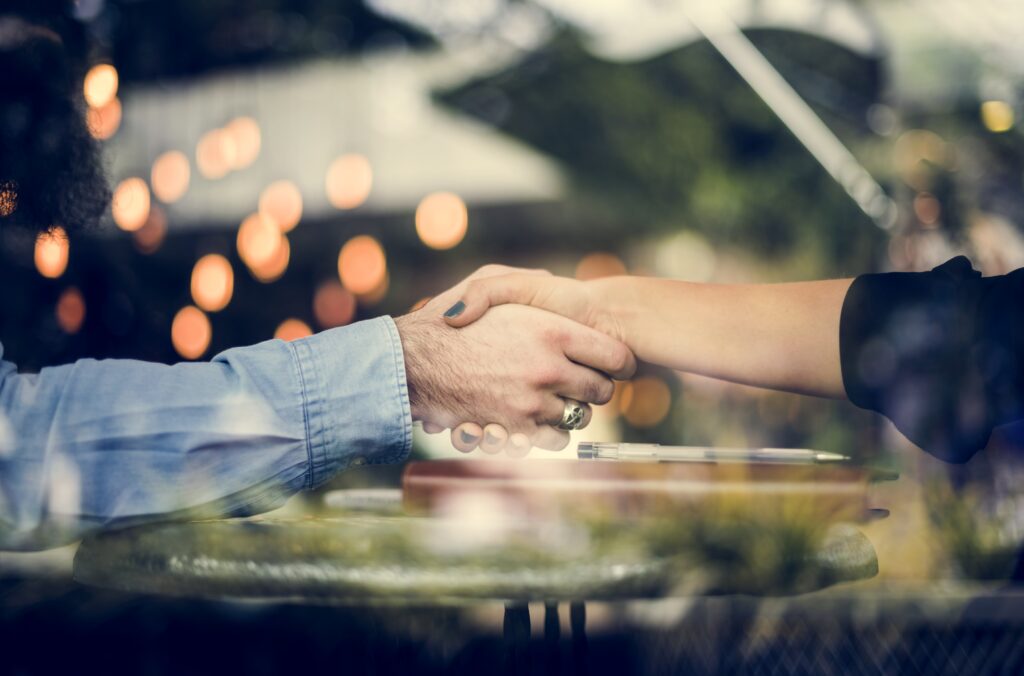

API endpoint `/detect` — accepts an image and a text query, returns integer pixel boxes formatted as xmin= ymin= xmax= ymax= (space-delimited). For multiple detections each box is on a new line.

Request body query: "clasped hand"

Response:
xmin=395 ymin=265 xmax=632 ymax=456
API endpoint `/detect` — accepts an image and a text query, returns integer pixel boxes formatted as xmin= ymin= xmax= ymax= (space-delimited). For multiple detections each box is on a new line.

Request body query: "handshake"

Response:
xmin=395 ymin=265 xmax=636 ymax=457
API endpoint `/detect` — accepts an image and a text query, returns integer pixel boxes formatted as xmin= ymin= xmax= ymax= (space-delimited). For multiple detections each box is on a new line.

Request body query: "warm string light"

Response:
xmin=34 ymin=226 xmax=69 ymax=279
xmin=575 ymin=252 xmax=627 ymax=280
xmin=338 ymin=235 xmax=387 ymax=296
xmin=325 ymin=154 xmax=373 ymax=210
xmin=415 ymin=192 xmax=468 ymax=250
xmin=190 ymin=254 xmax=234 ymax=312
xmin=151 ymin=150 xmax=190 ymax=203
xmin=250 ymin=234 xmax=290 ymax=283
xmin=619 ymin=377 xmax=672 ymax=428
xmin=274 ymin=319 xmax=312 ymax=342
xmin=313 ymin=281 xmax=356 ymax=328
xmin=133 ymin=205 xmax=167 ymax=254
xmin=236 ymin=212 xmax=283 ymax=269
xmin=196 ymin=118 xmax=262 ymax=179
xmin=83 ymin=64 xmax=118 ymax=108
xmin=171 ymin=306 xmax=211 ymax=360
xmin=258 ymin=180 xmax=303 ymax=232
xmin=56 ymin=287 xmax=86 ymax=334
xmin=111 ymin=177 xmax=150 ymax=232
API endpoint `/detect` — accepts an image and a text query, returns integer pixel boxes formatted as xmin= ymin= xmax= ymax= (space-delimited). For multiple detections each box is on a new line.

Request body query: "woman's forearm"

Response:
xmin=595 ymin=276 xmax=853 ymax=399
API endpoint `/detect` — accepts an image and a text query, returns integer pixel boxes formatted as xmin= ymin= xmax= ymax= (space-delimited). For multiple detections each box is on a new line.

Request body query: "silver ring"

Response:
xmin=557 ymin=399 xmax=587 ymax=431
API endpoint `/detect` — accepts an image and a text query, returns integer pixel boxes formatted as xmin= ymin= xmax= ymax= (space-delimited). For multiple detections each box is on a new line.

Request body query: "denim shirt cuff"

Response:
xmin=287 ymin=316 xmax=412 ymax=489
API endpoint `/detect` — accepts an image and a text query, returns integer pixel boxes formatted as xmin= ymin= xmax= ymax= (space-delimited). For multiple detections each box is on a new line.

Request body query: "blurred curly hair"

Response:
xmin=0 ymin=0 xmax=110 ymax=234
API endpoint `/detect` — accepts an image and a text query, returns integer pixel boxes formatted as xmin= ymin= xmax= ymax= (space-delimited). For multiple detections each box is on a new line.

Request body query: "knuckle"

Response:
xmin=532 ymin=365 xmax=563 ymax=388
xmin=590 ymin=378 xmax=615 ymax=405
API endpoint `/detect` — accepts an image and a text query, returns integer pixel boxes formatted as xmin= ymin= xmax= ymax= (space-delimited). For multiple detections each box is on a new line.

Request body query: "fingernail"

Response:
xmin=485 ymin=431 xmax=499 ymax=445
xmin=460 ymin=430 xmax=478 ymax=444
xmin=444 ymin=301 xmax=466 ymax=318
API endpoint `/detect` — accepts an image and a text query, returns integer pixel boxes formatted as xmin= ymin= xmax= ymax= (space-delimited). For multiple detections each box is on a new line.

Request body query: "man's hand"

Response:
xmin=394 ymin=266 xmax=636 ymax=453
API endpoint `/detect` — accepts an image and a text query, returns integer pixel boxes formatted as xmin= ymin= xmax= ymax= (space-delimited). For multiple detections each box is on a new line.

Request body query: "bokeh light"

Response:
xmin=133 ymin=205 xmax=167 ymax=254
xmin=619 ymin=377 xmax=672 ymax=428
xmin=415 ymin=192 xmax=468 ymax=250
xmin=258 ymin=180 xmax=303 ymax=232
xmin=190 ymin=254 xmax=234 ymax=312
xmin=575 ymin=252 xmax=627 ymax=280
xmin=151 ymin=150 xmax=191 ymax=203
xmin=274 ymin=319 xmax=313 ymax=342
xmin=325 ymin=154 xmax=373 ymax=210
xmin=34 ymin=226 xmax=69 ymax=279
xmin=224 ymin=116 xmax=261 ymax=170
xmin=56 ymin=287 xmax=86 ymax=334
xmin=111 ymin=177 xmax=151 ymax=232
xmin=195 ymin=129 xmax=232 ymax=180
xmin=171 ymin=306 xmax=212 ymax=360
xmin=338 ymin=235 xmax=387 ymax=295
xmin=313 ymin=281 xmax=356 ymax=328
xmin=250 ymin=234 xmax=290 ymax=283
xmin=83 ymin=63 xmax=118 ymax=108
xmin=981 ymin=100 xmax=1014 ymax=133
xmin=86 ymin=97 xmax=121 ymax=140
xmin=236 ymin=213 xmax=283 ymax=269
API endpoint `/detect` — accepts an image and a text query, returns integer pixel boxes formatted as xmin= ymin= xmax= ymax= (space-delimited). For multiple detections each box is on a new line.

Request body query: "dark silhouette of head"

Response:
xmin=0 ymin=2 xmax=110 ymax=234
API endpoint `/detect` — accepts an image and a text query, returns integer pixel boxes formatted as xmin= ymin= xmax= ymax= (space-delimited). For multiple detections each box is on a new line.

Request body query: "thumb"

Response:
xmin=442 ymin=274 xmax=557 ymax=328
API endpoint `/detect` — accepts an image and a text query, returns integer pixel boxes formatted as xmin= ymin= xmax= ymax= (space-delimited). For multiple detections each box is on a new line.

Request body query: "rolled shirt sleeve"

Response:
xmin=0 ymin=316 xmax=411 ymax=549
xmin=840 ymin=256 xmax=1024 ymax=463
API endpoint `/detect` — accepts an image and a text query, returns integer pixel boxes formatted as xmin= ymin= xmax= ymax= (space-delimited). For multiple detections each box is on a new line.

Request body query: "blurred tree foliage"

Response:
xmin=443 ymin=30 xmax=889 ymax=277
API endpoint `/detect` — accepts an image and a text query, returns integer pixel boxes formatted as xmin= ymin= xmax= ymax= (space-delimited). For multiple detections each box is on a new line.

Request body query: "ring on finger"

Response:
xmin=556 ymin=398 xmax=589 ymax=431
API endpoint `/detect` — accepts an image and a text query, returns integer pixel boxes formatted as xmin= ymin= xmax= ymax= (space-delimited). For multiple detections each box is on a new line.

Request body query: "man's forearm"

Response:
xmin=598 ymin=276 xmax=852 ymax=398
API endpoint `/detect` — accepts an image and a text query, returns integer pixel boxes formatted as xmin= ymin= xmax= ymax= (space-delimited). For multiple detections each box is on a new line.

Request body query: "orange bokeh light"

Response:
xmin=250 ymin=234 xmax=290 ymax=283
xmin=338 ymin=235 xmax=386 ymax=295
xmin=34 ymin=226 xmax=69 ymax=278
xmin=190 ymin=254 xmax=234 ymax=312
xmin=311 ymin=280 xmax=356 ymax=327
xmin=171 ymin=306 xmax=212 ymax=360
xmin=415 ymin=192 xmax=468 ymax=250
xmin=225 ymin=116 xmax=261 ymax=170
xmin=151 ymin=150 xmax=191 ymax=203
xmin=258 ymin=180 xmax=303 ymax=232
xmin=133 ymin=205 xmax=167 ymax=254
xmin=575 ymin=252 xmax=627 ymax=280
xmin=83 ymin=64 xmax=118 ymax=108
xmin=619 ymin=377 xmax=672 ymax=428
xmin=325 ymin=154 xmax=373 ymax=210
xmin=86 ymin=97 xmax=121 ymax=141
xmin=313 ymin=281 xmax=356 ymax=329
xmin=274 ymin=318 xmax=313 ymax=342
xmin=195 ymin=129 xmax=233 ymax=180
xmin=111 ymin=177 xmax=151 ymax=232
xmin=56 ymin=287 xmax=86 ymax=334
xmin=236 ymin=213 xmax=283 ymax=269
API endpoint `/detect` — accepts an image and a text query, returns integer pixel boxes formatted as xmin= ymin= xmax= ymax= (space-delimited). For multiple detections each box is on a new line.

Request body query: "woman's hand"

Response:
xmin=442 ymin=273 xmax=627 ymax=343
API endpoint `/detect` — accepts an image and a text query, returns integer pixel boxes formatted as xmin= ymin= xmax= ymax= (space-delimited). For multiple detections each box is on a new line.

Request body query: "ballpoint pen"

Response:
xmin=577 ymin=442 xmax=850 ymax=464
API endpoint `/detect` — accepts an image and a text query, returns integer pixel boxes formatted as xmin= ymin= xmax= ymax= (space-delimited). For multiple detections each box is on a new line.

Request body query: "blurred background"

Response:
xmin=5 ymin=0 xmax=1024 ymax=467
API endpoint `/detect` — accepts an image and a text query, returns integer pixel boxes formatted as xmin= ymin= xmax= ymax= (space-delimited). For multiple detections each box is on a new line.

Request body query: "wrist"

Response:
xmin=584 ymin=276 xmax=636 ymax=348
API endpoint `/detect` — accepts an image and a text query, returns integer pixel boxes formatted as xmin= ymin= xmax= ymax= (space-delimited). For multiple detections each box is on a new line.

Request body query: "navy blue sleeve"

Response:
xmin=840 ymin=256 xmax=1024 ymax=463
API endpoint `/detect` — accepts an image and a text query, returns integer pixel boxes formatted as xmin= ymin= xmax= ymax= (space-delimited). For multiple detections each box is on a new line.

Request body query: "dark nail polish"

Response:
xmin=485 ymin=432 xmax=498 ymax=445
xmin=444 ymin=301 xmax=466 ymax=318
xmin=460 ymin=430 xmax=478 ymax=444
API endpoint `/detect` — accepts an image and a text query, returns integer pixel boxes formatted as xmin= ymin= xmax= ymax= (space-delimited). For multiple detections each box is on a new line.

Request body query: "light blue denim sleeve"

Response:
xmin=0 ymin=316 xmax=411 ymax=550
